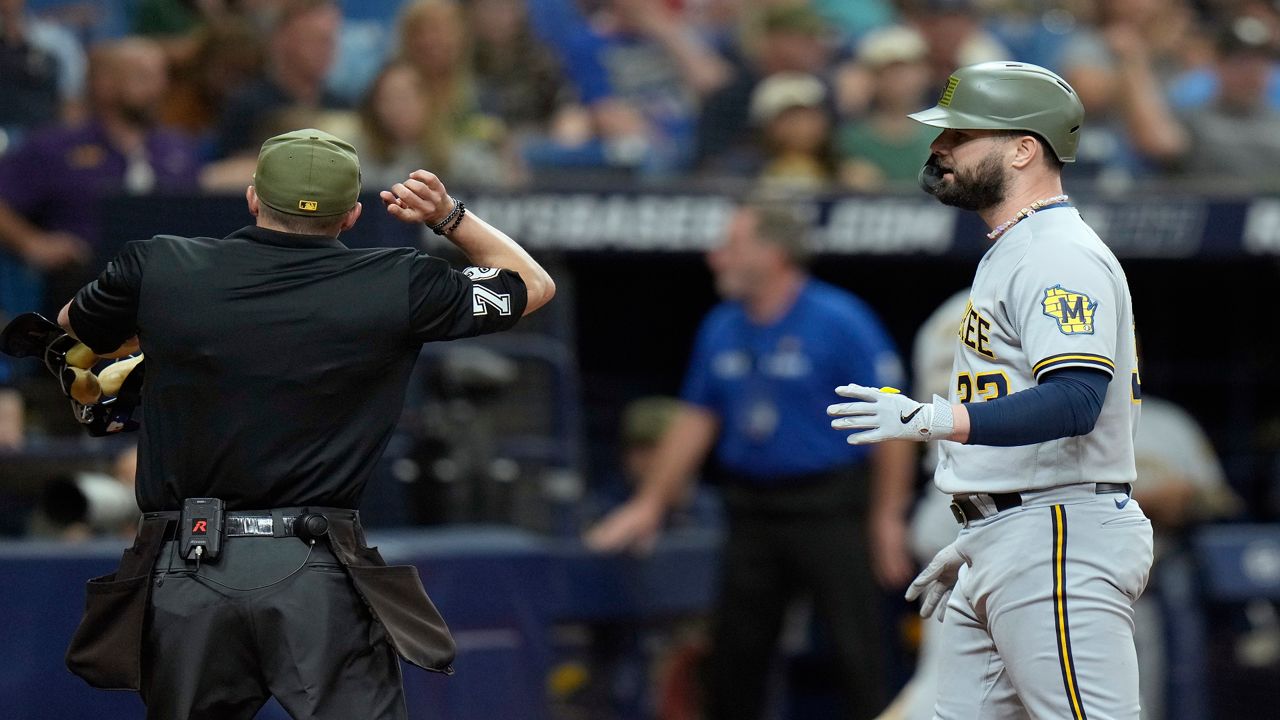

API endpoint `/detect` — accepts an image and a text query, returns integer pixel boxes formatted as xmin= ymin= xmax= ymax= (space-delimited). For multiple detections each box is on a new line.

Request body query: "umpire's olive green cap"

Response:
xmin=253 ymin=128 xmax=361 ymax=217
xmin=908 ymin=62 xmax=1085 ymax=162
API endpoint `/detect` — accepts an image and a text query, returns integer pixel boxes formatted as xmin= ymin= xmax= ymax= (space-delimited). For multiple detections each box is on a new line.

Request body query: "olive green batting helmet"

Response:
xmin=908 ymin=61 xmax=1085 ymax=162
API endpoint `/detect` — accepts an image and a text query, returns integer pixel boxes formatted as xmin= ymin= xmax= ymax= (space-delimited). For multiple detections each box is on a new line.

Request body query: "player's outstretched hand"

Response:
xmin=828 ymin=384 xmax=954 ymax=444
xmin=584 ymin=497 xmax=664 ymax=556
xmin=381 ymin=170 xmax=455 ymax=227
xmin=905 ymin=541 xmax=967 ymax=621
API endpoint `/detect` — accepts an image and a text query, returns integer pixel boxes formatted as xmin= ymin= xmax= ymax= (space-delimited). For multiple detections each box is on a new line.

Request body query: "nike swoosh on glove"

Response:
xmin=905 ymin=541 xmax=967 ymax=621
xmin=827 ymin=384 xmax=955 ymax=444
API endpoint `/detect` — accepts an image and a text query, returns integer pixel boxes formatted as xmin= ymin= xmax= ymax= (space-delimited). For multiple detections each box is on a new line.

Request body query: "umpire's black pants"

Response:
xmin=703 ymin=467 xmax=885 ymax=720
xmin=142 ymin=536 xmax=405 ymax=720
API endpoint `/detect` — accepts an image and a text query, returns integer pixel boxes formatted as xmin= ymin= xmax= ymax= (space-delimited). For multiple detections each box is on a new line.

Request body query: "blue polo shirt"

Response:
xmin=681 ymin=279 xmax=903 ymax=483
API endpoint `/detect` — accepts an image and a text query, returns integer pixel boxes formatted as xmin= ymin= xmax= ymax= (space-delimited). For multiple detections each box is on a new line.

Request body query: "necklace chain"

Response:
xmin=986 ymin=194 xmax=1070 ymax=241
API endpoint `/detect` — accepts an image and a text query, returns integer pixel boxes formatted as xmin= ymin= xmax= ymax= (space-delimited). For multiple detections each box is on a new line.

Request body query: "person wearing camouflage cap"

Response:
xmin=829 ymin=62 xmax=1151 ymax=719
xmin=50 ymin=128 xmax=554 ymax=717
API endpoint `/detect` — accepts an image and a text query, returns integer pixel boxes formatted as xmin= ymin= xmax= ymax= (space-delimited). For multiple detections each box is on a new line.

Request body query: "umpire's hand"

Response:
xmin=381 ymin=170 xmax=456 ymax=227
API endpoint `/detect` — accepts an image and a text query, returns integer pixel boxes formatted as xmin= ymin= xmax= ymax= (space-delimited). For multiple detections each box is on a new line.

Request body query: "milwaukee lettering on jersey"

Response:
xmin=958 ymin=299 xmax=996 ymax=359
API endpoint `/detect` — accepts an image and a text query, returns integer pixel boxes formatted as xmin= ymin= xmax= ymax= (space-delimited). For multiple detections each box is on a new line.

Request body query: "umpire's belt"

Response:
xmin=950 ymin=482 xmax=1131 ymax=526
xmin=141 ymin=507 xmax=348 ymax=538
xmin=136 ymin=504 xmax=350 ymax=538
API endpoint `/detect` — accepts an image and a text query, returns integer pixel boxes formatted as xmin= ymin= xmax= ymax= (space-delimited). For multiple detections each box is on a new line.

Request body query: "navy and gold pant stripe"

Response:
xmin=1052 ymin=504 xmax=1088 ymax=720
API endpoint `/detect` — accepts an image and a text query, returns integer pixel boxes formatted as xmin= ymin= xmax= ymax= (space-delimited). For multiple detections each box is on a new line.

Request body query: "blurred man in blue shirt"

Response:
xmin=588 ymin=200 xmax=913 ymax=720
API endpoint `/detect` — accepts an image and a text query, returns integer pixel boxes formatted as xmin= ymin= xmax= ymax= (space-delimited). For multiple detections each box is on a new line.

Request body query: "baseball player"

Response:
xmin=828 ymin=62 xmax=1154 ymax=719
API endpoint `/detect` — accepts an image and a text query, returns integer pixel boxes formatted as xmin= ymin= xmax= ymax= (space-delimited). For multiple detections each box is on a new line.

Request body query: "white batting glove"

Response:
xmin=827 ymin=384 xmax=954 ymax=445
xmin=905 ymin=541 xmax=967 ymax=622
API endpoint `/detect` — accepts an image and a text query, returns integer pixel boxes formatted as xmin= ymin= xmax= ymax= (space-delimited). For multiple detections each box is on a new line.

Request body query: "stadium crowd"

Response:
xmin=1 ymin=0 xmax=1279 ymax=292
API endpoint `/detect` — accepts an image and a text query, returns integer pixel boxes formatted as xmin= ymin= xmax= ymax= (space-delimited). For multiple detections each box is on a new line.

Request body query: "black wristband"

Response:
xmin=445 ymin=202 xmax=467 ymax=235
xmin=428 ymin=199 xmax=461 ymax=236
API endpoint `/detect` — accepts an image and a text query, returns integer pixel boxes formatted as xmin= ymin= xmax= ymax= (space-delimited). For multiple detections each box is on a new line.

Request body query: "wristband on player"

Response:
xmin=445 ymin=202 xmax=467 ymax=235
xmin=428 ymin=198 xmax=463 ymax=236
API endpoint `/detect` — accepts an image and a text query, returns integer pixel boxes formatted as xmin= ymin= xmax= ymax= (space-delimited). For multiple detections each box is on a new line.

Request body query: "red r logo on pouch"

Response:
xmin=192 ymin=520 xmax=207 ymax=534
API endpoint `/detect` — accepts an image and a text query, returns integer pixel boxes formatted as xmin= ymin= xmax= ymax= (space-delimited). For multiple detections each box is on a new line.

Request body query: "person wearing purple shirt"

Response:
xmin=0 ymin=37 xmax=199 ymax=310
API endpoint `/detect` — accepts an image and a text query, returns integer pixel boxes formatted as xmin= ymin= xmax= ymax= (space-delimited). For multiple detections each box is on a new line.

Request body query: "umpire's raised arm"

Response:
xmin=382 ymin=169 xmax=555 ymax=317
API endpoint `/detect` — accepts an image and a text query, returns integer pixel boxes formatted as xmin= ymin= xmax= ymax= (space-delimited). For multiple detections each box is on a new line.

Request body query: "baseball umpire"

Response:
xmin=828 ymin=63 xmax=1154 ymax=719
xmin=48 ymin=129 xmax=554 ymax=718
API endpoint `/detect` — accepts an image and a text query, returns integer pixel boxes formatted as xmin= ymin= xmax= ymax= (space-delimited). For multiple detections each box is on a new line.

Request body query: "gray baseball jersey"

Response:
xmin=923 ymin=204 xmax=1154 ymax=720
xmin=934 ymin=205 xmax=1141 ymax=495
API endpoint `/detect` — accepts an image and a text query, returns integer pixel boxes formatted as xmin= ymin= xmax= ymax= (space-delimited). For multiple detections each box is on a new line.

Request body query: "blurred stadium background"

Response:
xmin=2 ymin=0 xmax=1280 ymax=718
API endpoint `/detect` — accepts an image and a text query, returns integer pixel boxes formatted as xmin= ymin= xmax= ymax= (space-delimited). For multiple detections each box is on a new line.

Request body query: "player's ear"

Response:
xmin=246 ymin=186 xmax=260 ymax=217
xmin=1009 ymin=135 xmax=1039 ymax=170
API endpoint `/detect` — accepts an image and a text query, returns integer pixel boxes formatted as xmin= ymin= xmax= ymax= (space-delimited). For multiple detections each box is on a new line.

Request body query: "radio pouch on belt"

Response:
xmin=180 ymin=497 xmax=224 ymax=561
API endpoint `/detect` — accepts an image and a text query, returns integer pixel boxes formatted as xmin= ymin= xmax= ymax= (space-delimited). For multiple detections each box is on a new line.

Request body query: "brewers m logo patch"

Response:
xmin=298 ymin=200 xmax=319 ymax=212
xmin=1042 ymin=285 xmax=1097 ymax=334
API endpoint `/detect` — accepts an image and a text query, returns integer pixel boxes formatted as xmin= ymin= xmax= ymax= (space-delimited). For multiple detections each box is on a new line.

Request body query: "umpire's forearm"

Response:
xmin=447 ymin=213 xmax=555 ymax=316
xmin=57 ymin=300 xmax=139 ymax=358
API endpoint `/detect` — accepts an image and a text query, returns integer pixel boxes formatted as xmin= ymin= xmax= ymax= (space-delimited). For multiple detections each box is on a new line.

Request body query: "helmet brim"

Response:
xmin=907 ymin=105 xmax=1012 ymax=131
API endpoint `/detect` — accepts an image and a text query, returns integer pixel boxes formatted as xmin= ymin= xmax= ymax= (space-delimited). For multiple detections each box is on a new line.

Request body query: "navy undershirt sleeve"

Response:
xmin=964 ymin=367 xmax=1110 ymax=447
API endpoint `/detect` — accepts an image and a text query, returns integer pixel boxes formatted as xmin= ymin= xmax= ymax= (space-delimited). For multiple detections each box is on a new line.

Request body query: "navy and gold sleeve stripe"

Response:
xmin=1032 ymin=353 xmax=1114 ymax=381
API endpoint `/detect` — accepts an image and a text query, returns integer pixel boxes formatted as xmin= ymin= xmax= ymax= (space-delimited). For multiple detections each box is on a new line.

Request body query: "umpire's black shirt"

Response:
xmin=68 ymin=226 xmax=528 ymax=512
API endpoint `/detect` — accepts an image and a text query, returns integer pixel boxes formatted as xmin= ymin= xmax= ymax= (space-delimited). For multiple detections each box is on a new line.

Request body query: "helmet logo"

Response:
xmin=938 ymin=76 xmax=960 ymax=107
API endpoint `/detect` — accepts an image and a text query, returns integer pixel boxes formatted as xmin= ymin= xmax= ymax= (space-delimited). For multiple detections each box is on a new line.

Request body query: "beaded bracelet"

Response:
xmin=445 ymin=202 xmax=467 ymax=235
xmin=428 ymin=198 xmax=462 ymax=236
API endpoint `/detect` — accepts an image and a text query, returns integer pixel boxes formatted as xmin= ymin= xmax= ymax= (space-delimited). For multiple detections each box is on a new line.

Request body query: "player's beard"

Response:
xmin=922 ymin=151 xmax=1007 ymax=212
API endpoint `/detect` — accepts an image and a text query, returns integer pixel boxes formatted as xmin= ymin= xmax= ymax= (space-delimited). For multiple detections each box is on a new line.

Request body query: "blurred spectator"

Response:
xmin=467 ymin=0 xmax=569 ymax=137
xmin=212 ymin=0 xmax=346 ymax=160
xmin=354 ymin=61 xmax=505 ymax=190
xmin=1055 ymin=0 xmax=1206 ymax=187
xmin=900 ymin=0 xmax=1011 ymax=93
xmin=397 ymin=0 xmax=475 ymax=126
xmin=696 ymin=3 xmax=835 ymax=174
xmin=0 ymin=36 xmax=198 ymax=308
xmin=587 ymin=395 xmax=722 ymax=527
xmin=620 ymin=396 xmax=679 ymax=480
xmin=160 ymin=17 xmax=265 ymax=142
xmin=811 ymin=0 xmax=896 ymax=42
xmin=837 ymin=25 xmax=936 ymax=191
xmin=0 ymin=0 xmax=87 ymax=145
xmin=748 ymin=72 xmax=838 ymax=190
xmin=580 ymin=395 xmax=721 ymax=718
xmin=678 ymin=0 xmax=747 ymax=52
xmin=1166 ymin=0 xmax=1280 ymax=109
xmin=1059 ymin=0 xmax=1207 ymax=91
xmin=526 ymin=0 xmax=732 ymax=175
xmin=132 ymin=0 xmax=220 ymax=36
xmin=395 ymin=0 xmax=511 ymax=185
xmin=1160 ymin=18 xmax=1280 ymax=184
